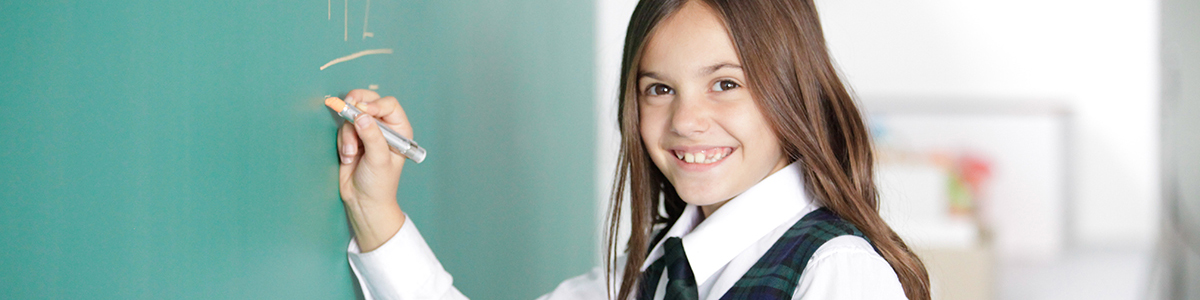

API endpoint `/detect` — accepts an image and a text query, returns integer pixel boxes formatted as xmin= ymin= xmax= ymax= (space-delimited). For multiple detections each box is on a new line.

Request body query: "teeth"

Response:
xmin=674 ymin=148 xmax=730 ymax=164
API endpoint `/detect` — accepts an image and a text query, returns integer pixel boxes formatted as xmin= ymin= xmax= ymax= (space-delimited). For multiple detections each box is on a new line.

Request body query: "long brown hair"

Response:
xmin=604 ymin=0 xmax=931 ymax=299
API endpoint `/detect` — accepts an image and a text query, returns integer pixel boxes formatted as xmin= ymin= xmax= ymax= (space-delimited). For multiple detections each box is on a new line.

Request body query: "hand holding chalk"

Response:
xmin=327 ymin=97 xmax=426 ymax=163
xmin=333 ymin=89 xmax=412 ymax=252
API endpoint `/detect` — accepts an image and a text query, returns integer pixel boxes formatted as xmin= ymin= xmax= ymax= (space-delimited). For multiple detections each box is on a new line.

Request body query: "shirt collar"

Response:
xmin=640 ymin=162 xmax=815 ymax=285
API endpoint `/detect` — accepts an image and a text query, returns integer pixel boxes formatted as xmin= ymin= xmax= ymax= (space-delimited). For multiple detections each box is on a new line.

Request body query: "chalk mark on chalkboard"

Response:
xmin=369 ymin=84 xmax=379 ymax=90
xmin=362 ymin=0 xmax=374 ymax=39
xmin=328 ymin=0 xmax=331 ymax=20
xmin=320 ymin=48 xmax=394 ymax=70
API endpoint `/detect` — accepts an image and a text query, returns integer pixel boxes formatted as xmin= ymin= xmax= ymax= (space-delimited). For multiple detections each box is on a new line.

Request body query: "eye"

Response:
xmin=712 ymin=80 xmax=740 ymax=92
xmin=645 ymin=83 xmax=674 ymax=96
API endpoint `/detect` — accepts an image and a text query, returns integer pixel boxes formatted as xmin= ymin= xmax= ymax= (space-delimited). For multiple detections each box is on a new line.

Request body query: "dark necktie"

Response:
xmin=642 ymin=237 xmax=699 ymax=300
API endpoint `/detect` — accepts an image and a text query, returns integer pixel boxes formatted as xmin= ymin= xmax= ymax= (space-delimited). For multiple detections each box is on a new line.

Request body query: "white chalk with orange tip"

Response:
xmin=325 ymin=97 xmax=426 ymax=163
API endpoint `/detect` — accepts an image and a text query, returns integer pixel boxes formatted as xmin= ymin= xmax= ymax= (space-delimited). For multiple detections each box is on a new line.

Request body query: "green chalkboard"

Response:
xmin=0 ymin=1 xmax=595 ymax=299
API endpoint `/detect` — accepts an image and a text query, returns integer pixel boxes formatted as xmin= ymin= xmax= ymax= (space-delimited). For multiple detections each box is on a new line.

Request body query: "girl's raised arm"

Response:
xmin=335 ymin=89 xmax=412 ymax=252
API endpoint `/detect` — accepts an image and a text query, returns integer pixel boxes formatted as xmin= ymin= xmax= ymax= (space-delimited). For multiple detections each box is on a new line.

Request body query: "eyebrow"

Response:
xmin=637 ymin=62 xmax=743 ymax=82
xmin=700 ymin=62 xmax=742 ymax=76
xmin=638 ymin=71 xmax=662 ymax=81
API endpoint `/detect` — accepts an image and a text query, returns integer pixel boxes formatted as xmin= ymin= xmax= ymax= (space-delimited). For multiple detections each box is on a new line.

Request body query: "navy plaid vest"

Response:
xmin=639 ymin=208 xmax=868 ymax=300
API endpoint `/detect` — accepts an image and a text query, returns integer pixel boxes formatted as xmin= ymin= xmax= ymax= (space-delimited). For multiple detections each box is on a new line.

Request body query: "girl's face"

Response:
xmin=638 ymin=1 xmax=789 ymax=216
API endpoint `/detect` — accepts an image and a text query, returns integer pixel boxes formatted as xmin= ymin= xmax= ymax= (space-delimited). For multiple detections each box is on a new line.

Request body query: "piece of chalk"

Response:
xmin=325 ymin=97 xmax=346 ymax=112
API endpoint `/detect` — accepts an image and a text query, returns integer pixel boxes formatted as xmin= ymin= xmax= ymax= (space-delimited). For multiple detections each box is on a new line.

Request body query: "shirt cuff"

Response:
xmin=348 ymin=215 xmax=459 ymax=300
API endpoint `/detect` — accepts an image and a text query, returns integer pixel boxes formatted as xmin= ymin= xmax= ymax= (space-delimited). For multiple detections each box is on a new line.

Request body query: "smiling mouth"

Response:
xmin=672 ymin=147 xmax=734 ymax=164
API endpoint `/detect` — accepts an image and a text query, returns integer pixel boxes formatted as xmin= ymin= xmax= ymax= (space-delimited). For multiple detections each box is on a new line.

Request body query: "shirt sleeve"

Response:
xmin=534 ymin=264 xmax=614 ymax=300
xmin=347 ymin=216 xmax=468 ymax=300
xmin=347 ymin=215 xmax=618 ymax=300
xmin=792 ymin=236 xmax=909 ymax=300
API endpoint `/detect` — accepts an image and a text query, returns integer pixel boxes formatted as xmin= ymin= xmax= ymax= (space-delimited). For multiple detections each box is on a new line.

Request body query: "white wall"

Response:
xmin=815 ymin=0 xmax=1160 ymax=248
xmin=1160 ymin=0 xmax=1200 ymax=297
xmin=595 ymin=0 xmax=1160 ymax=250
xmin=594 ymin=0 xmax=639 ymax=264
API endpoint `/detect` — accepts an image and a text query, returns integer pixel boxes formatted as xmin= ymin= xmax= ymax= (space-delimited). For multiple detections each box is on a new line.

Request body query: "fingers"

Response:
xmin=356 ymin=96 xmax=415 ymax=139
xmin=338 ymin=121 xmax=361 ymax=165
xmin=337 ymin=121 xmax=360 ymax=200
xmin=352 ymin=112 xmax=394 ymax=167
xmin=341 ymin=89 xmax=395 ymax=164
xmin=344 ymin=89 xmax=381 ymax=107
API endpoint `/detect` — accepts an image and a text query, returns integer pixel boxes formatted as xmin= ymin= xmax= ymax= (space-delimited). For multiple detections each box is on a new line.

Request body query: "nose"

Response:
xmin=669 ymin=91 xmax=710 ymax=137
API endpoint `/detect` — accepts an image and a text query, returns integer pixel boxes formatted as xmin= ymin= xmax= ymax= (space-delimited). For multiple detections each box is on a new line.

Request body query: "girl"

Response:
xmin=334 ymin=0 xmax=930 ymax=299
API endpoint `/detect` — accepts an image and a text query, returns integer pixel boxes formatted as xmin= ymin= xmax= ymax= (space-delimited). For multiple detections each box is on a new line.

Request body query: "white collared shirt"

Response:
xmin=347 ymin=163 xmax=908 ymax=300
